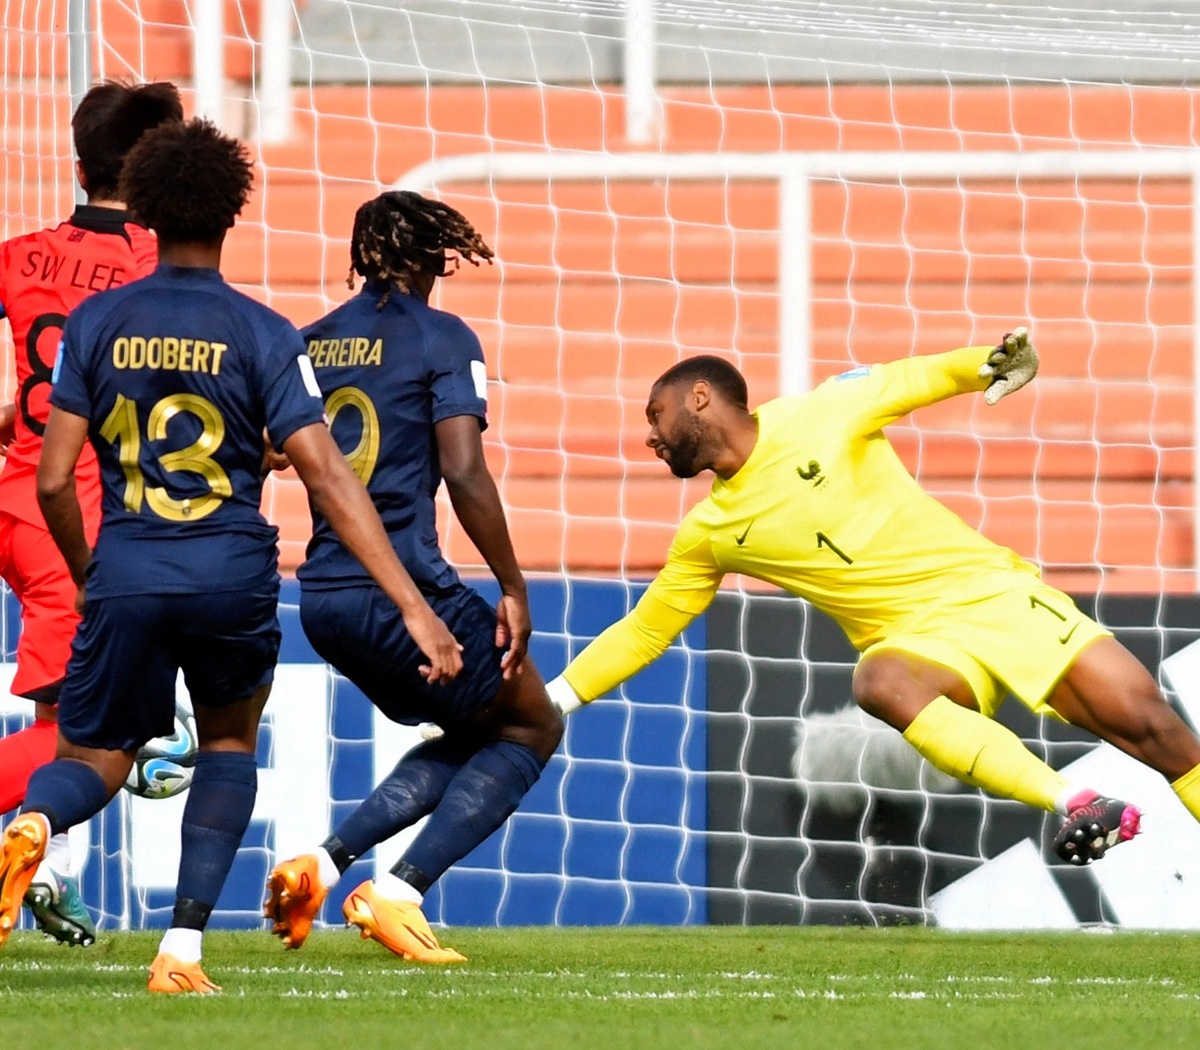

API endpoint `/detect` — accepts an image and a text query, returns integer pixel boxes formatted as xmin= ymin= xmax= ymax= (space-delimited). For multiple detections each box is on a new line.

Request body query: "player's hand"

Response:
xmin=406 ymin=606 xmax=464 ymax=684
xmin=979 ymin=326 xmax=1038 ymax=405
xmin=259 ymin=429 xmax=292 ymax=476
xmin=0 ymin=402 xmax=15 ymax=454
xmin=73 ymin=583 xmax=86 ymax=615
xmin=261 ymin=447 xmax=291 ymax=476
xmin=495 ymin=591 xmax=532 ymax=679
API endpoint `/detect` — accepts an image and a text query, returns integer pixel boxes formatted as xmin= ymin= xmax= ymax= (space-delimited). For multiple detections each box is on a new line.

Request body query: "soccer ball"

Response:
xmin=123 ymin=700 xmax=198 ymax=800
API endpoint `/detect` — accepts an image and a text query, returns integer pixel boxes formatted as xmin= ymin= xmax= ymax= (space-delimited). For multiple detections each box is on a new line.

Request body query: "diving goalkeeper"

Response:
xmin=543 ymin=330 xmax=1200 ymax=864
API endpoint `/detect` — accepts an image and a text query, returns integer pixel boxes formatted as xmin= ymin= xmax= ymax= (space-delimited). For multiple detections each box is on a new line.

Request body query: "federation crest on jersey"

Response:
xmin=835 ymin=365 xmax=871 ymax=382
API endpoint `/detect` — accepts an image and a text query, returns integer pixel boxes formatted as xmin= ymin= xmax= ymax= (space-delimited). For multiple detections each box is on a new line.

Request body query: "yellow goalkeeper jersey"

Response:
xmin=563 ymin=346 xmax=1041 ymax=702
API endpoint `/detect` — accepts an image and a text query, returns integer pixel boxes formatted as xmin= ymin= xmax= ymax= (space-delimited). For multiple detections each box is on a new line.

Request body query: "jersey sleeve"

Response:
xmin=47 ymin=310 xmax=93 ymax=419
xmin=821 ymin=346 xmax=994 ymax=436
xmin=128 ymin=226 xmax=158 ymax=278
xmin=562 ymin=514 xmax=723 ymax=702
xmin=260 ymin=324 xmax=327 ymax=448
xmin=0 ymin=239 xmax=10 ymax=318
xmin=426 ymin=314 xmax=488 ymax=428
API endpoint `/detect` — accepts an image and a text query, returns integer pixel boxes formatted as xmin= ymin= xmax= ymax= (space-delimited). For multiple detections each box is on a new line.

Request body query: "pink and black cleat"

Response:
xmin=1053 ymin=794 xmax=1142 ymax=865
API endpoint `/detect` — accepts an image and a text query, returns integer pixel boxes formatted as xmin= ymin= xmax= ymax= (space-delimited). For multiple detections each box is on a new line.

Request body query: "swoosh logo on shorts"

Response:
xmin=735 ymin=521 xmax=753 ymax=546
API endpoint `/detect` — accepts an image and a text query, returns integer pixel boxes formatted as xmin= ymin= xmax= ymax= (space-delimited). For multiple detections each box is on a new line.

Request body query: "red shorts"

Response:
xmin=0 ymin=511 xmax=81 ymax=701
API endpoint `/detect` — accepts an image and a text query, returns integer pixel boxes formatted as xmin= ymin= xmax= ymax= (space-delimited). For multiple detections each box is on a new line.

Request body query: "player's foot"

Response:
xmin=0 ymin=813 xmax=51 ymax=948
xmin=342 ymin=880 xmax=466 ymax=964
xmin=24 ymin=864 xmax=96 ymax=947
xmin=264 ymin=853 xmax=328 ymax=949
xmin=147 ymin=952 xmax=222 ymax=994
xmin=1053 ymin=794 xmax=1142 ymax=865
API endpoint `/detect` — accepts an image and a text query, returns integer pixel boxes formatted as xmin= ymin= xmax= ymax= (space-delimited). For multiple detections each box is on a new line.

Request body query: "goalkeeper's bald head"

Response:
xmin=119 ymin=118 xmax=254 ymax=246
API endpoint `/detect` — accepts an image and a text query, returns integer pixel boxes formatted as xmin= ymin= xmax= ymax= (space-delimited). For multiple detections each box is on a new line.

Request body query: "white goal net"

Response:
xmin=3 ymin=0 xmax=1200 ymax=932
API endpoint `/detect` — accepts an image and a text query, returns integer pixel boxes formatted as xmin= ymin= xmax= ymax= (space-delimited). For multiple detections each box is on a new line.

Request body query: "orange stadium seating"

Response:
xmin=3 ymin=19 xmax=1193 ymax=592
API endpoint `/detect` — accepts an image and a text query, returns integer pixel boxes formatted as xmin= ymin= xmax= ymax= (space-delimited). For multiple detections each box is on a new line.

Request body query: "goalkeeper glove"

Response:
xmin=979 ymin=326 xmax=1038 ymax=405
xmin=419 ymin=674 xmax=585 ymax=741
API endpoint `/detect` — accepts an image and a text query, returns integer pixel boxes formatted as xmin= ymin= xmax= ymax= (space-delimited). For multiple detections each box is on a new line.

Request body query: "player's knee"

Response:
xmin=851 ymin=654 xmax=942 ymax=730
xmin=851 ymin=657 xmax=898 ymax=721
xmin=489 ymin=677 xmax=563 ymax=760
xmin=525 ymin=695 xmax=563 ymax=760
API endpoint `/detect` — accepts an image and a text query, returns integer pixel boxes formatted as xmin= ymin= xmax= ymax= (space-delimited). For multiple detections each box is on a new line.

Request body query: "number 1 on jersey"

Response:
xmin=816 ymin=530 xmax=854 ymax=565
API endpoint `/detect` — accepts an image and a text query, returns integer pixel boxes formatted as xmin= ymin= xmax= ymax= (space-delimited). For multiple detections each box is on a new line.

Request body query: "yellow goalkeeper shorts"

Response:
xmin=861 ymin=578 xmax=1111 ymax=720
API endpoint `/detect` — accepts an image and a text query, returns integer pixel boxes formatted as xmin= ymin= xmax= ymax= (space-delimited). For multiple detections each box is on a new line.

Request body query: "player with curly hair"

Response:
xmin=0 ymin=79 xmax=182 ymax=947
xmin=263 ymin=191 xmax=561 ymax=964
xmin=0 ymin=123 xmax=463 ymax=993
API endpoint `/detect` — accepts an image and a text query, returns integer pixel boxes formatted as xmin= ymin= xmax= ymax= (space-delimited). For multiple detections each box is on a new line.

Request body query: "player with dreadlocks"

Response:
xmin=348 ymin=190 xmax=494 ymax=307
xmin=264 ymin=190 xmax=561 ymax=964
xmin=0 ymin=130 xmax=462 ymax=993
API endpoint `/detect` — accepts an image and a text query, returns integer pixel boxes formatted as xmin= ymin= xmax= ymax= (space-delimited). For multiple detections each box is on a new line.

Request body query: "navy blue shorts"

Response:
xmin=299 ymin=583 xmax=504 ymax=727
xmin=58 ymin=586 xmax=281 ymax=751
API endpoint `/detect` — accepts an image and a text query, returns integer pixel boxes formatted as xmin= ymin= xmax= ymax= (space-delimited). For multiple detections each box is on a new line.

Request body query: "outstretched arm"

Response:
xmin=437 ymin=413 xmax=530 ymax=678
xmin=846 ymin=328 xmax=1038 ymax=432
xmin=283 ymin=421 xmax=464 ymax=684
xmin=552 ymin=587 xmax=704 ymax=711
xmin=550 ymin=530 xmax=723 ymax=713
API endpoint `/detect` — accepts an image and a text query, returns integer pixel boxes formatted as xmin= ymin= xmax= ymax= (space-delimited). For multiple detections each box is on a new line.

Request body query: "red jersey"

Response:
xmin=0 ymin=205 xmax=157 ymax=528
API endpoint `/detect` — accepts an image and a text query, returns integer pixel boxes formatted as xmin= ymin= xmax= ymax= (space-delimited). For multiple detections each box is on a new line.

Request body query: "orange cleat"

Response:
xmin=342 ymin=880 xmax=466 ymax=964
xmin=0 ymin=814 xmax=51 ymax=948
xmin=147 ymin=952 xmax=221 ymax=994
xmin=264 ymin=854 xmax=328 ymax=950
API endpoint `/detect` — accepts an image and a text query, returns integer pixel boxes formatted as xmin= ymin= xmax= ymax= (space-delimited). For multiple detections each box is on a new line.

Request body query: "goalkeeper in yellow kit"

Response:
xmin=543 ymin=329 xmax=1200 ymax=864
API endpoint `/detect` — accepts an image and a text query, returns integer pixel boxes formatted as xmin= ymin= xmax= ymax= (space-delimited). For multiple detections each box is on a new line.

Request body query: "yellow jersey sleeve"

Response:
xmin=562 ymin=511 xmax=723 ymax=702
xmin=830 ymin=346 xmax=993 ymax=435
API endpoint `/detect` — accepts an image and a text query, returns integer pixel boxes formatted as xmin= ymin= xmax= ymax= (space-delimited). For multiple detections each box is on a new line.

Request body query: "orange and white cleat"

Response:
xmin=0 ymin=813 xmax=51 ymax=948
xmin=342 ymin=880 xmax=466 ymax=964
xmin=147 ymin=952 xmax=221 ymax=994
xmin=264 ymin=854 xmax=328 ymax=950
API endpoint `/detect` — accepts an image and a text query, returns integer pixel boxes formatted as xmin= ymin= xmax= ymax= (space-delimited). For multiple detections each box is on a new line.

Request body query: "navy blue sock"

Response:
xmin=173 ymin=751 xmax=257 ymax=931
xmin=23 ymin=759 xmax=111 ymax=835
xmin=330 ymin=737 xmax=475 ymax=867
xmin=397 ymin=740 xmax=546 ymax=887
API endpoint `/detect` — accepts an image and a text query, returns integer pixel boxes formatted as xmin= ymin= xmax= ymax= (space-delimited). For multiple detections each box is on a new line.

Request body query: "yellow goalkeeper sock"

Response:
xmin=1171 ymin=763 xmax=1200 ymax=822
xmin=902 ymin=695 xmax=1070 ymax=813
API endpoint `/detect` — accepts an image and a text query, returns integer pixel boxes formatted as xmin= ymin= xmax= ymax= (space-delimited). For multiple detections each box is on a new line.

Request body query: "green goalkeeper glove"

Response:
xmin=979 ymin=326 xmax=1038 ymax=406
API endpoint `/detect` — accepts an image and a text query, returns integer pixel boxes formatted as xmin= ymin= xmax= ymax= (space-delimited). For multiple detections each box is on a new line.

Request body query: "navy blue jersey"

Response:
xmin=297 ymin=280 xmax=488 ymax=593
xmin=50 ymin=264 xmax=326 ymax=598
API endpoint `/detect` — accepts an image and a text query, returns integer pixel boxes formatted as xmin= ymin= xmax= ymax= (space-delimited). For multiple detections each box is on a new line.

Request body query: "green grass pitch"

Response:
xmin=3 ymin=926 xmax=1200 ymax=1048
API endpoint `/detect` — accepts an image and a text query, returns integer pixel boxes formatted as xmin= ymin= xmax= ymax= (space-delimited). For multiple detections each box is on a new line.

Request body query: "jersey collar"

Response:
xmin=69 ymin=204 xmax=142 ymax=237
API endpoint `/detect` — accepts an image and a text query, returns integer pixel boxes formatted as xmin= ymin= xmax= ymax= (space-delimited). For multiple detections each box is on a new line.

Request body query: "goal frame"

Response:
xmin=396 ymin=147 xmax=1200 ymax=585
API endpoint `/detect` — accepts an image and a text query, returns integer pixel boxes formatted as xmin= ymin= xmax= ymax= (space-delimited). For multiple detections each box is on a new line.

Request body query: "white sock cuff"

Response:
xmin=44 ymin=832 xmax=73 ymax=877
xmin=158 ymin=927 xmax=203 ymax=964
xmin=373 ymin=872 xmax=424 ymax=905
xmin=546 ymin=674 xmax=584 ymax=716
xmin=1055 ymin=784 xmax=1096 ymax=817
xmin=315 ymin=847 xmax=341 ymax=889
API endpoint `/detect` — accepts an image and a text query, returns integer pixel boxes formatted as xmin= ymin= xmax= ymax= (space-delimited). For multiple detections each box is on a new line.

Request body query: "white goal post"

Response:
xmin=397 ymin=146 xmax=1200 ymax=586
